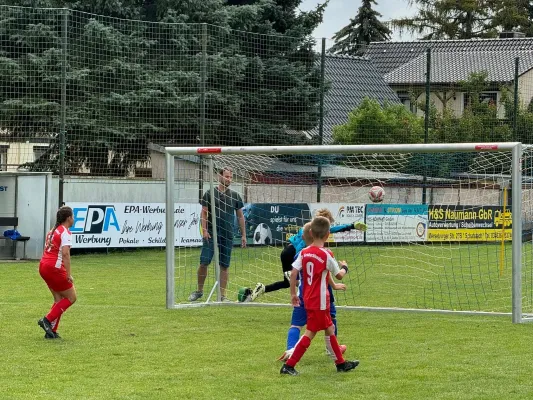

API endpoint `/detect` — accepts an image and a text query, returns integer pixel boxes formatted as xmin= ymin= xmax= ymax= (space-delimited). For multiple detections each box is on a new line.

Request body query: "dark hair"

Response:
xmin=54 ymin=206 xmax=73 ymax=231
xmin=218 ymin=167 xmax=232 ymax=175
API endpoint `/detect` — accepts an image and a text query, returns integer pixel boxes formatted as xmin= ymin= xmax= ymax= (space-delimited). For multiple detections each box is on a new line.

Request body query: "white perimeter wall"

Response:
xmin=55 ymin=177 xmax=507 ymax=207
xmin=0 ymin=176 xmax=517 ymax=259
xmin=0 ymin=172 xmax=53 ymax=259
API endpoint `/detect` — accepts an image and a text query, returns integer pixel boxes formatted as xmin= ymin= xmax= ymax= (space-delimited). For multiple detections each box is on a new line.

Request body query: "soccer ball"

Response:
xmin=237 ymin=287 xmax=252 ymax=302
xmin=253 ymin=223 xmax=272 ymax=245
xmin=369 ymin=186 xmax=385 ymax=203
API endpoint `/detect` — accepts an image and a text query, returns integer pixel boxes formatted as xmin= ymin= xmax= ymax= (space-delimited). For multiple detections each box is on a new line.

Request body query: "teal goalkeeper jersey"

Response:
xmin=288 ymin=223 xmax=353 ymax=254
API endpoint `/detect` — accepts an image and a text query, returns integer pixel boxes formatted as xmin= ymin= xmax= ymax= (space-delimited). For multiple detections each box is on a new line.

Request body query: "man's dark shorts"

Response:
xmin=200 ymin=237 xmax=233 ymax=268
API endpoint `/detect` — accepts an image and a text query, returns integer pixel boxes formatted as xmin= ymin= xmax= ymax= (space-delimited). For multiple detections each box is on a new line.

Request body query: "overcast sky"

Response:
xmin=300 ymin=0 xmax=418 ymax=43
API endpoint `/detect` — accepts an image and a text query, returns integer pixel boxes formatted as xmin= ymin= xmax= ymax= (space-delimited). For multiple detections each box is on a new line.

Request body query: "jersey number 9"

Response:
xmin=306 ymin=261 xmax=314 ymax=285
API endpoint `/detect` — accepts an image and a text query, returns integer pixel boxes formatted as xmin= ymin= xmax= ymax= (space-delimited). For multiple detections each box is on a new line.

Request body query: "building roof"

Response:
xmin=308 ymin=54 xmax=400 ymax=144
xmin=149 ymin=143 xmax=447 ymax=182
xmin=366 ymin=37 xmax=533 ymax=76
xmin=384 ymin=50 xmax=533 ymax=85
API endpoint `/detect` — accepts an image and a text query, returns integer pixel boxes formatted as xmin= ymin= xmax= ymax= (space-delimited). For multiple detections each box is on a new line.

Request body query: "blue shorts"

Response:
xmin=291 ymin=300 xmax=307 ymax=327
xmin=330 ymin=301 xmax=337 ymax=318
xmin=329 ymin=286 xmax=336 ymax=317
xmin=290 ymin=296 xmax=337 ymax=327
xmin=200 ymin=237 xmax=233 ymax=268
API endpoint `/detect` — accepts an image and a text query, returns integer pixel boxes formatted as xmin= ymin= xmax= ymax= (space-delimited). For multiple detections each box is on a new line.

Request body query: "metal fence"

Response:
xmin=1 ymin=6 xmax=533 ymax=204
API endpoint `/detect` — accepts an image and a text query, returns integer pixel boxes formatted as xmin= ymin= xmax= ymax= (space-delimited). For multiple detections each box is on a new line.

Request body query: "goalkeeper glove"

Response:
xmin=353 ymin=222 xmax=367 ymax=232
xmin=340 ymin=263 xmax=349 ymax=273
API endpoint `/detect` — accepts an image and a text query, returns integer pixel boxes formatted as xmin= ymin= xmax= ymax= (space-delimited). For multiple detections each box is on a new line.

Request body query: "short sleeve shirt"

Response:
xmin=292 ymin=245 xmax=341 ymax=310
xmin=41 ymin=225 xmax=72 ymax=268
xmin=201 ymin=188 xmax=244 ymax=240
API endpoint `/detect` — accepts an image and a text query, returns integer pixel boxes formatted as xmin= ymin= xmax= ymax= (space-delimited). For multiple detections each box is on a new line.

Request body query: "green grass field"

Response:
xmin=2 ymin=249 xmax=533 ymax=399
xmin=175 ymin=242 xmax=530 ymax=313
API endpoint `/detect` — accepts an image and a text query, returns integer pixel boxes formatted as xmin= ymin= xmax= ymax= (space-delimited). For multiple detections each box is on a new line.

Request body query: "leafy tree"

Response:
xmin=332 ymin=73 xmax=517 ymax=178
xmin=0 ymin=0 xmax=326 ymax=175
xmin=329 ymin=0 xmax=391 ymax=56
xmin=439 ymin=71 xmax=512 ymax=143
xmin=332 ymin=98 xmax=424 ymax=145
xmin=419 ymin=72 xmax=513 ymax=178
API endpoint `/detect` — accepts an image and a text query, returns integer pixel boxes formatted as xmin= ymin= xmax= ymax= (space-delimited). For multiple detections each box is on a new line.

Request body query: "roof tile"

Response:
xmin=366 ymin=37 xmax=533 ymax=75
xmin=384 ymin=50 xmax=533 ymax=84
xmin=310 ymin=54 xmax=400 ymax=143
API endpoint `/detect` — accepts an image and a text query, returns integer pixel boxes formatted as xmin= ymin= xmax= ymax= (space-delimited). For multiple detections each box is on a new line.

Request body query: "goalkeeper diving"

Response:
xmin=247 ymin=208 xmax=366 ymax=301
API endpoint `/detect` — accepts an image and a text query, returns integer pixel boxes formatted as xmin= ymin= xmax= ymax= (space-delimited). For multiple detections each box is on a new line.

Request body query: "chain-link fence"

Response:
xmin=3 ymin=5 xmax=533 ymax=316
xmin=1 ymin=6 xmax=533 ymax=203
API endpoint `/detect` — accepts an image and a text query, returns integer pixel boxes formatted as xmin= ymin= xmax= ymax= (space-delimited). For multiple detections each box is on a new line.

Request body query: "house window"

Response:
xmin=33 ymin=145 xmax=49 ymax=162
xmin=0 ymin=146 xmax=7 ymax=171
xmin=397 ymin=91 xmax=415 ymax=113
xmin=463 ymin=92 xmax=498 ymax=110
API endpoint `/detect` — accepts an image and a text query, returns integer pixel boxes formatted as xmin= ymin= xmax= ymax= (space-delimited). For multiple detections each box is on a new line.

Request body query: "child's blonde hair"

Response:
xmin=302 ymin=222 xmax=313 ymax=245
xmin=315 ymin=208 xmax=334 ymax=223
xmin=310 ymin=216 xmax=330 ymax=240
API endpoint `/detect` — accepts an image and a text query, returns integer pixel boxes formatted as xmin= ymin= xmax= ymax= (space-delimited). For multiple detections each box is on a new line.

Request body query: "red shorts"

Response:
xmin=306 ymin=309 xmax=333 ymax=332
xmin=39 ymin=261 xmax=73 ymax=292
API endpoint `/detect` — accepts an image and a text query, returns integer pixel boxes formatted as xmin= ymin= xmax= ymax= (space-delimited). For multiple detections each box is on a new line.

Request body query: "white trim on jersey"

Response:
xmin=320 ymin=247 xmax=341 ymax=276
xmin=55 ymin=229 xmax=72 ymax=268
xmin=293 ymin=246 xmax=342 ymax=310
xmin=318 ymin=248 xmax=340 ymax=310
xmin=292 ymin=245 xmax=313 ymax=271
xmin=320 ymin=269 xmax=328 ymax=310
xmin=61 ymin=229 xmax=72 ymax=247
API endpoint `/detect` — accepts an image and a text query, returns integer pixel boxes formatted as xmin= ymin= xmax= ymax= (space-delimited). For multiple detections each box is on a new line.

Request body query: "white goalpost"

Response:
xmin=165 ymin=142 xmax=532 ymax=323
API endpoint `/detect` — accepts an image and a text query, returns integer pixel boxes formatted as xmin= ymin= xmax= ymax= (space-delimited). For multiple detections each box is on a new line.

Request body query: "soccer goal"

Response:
xmin=165 ymin=142 xmax=533 ymax=323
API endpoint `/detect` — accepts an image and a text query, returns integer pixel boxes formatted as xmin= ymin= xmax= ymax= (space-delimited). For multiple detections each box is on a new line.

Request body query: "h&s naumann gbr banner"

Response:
xmin=428 ymin=205 xmax=512 ymax=242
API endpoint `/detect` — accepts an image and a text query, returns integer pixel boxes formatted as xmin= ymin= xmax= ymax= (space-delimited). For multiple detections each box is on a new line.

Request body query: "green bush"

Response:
xmin=332 ymin=97 xmax=425 ymax=145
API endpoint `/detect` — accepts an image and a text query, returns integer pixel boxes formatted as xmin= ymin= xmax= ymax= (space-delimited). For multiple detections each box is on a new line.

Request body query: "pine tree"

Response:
xmin=0 ymin=0 xmax=327 ymax=175
xmin=525 ymin=0 xmax=533 ymax=36
xmin=329 ymin=0 xmax=391 ymax=56
xmin=391 ymin=0 xmax=497 ymax=40
xmin=489 ymin=0 xmax=529 ymax=32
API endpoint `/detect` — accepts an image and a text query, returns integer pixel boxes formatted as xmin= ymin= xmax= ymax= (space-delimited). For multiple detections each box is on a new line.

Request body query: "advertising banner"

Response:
xmin=239 ymin=203 xmax=311 ymax=245
xmin=68 ymin=203 xmax=202 ymax=248
xmin=428 ymin=205 xmax=512 ymax=242
xmin=366 ymin=204 xmax=429 ymax=243
xmin=309 ymin=203 xmax=366 ymax=243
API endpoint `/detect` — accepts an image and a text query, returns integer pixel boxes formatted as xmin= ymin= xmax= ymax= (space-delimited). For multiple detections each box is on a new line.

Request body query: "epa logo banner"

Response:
xmin=70 ymin=205 xmax=120 ymax=247
xmin=71 ymin=205 xmax=120 ymax=234
xmin=68 ymin=203 xmax=202 ymax=248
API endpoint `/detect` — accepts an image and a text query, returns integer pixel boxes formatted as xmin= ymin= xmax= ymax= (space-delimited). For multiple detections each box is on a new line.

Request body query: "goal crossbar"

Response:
xmin=165 ymin=142 xmax=521 ymax=156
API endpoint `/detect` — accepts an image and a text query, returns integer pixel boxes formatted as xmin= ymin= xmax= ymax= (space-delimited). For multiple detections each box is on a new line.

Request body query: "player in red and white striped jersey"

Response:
xmin=280 ymin=216 xmax=359 ymax=376
xmin=37 ymin=206 xmax=77 ymax=339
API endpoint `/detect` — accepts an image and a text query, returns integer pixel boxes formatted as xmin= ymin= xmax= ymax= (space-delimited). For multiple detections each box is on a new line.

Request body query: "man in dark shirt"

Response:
xmin=189 ymin=167 xmax=246 ymax=302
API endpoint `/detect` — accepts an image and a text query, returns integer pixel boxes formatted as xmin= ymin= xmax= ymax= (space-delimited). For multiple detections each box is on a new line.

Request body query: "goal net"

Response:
xmin=165 ymin=143 xmax=532 ymax=323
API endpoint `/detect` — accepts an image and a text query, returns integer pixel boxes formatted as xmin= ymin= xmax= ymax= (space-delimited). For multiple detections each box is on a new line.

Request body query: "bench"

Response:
xmin=0 ymin=217 xmax=30 ymax=260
